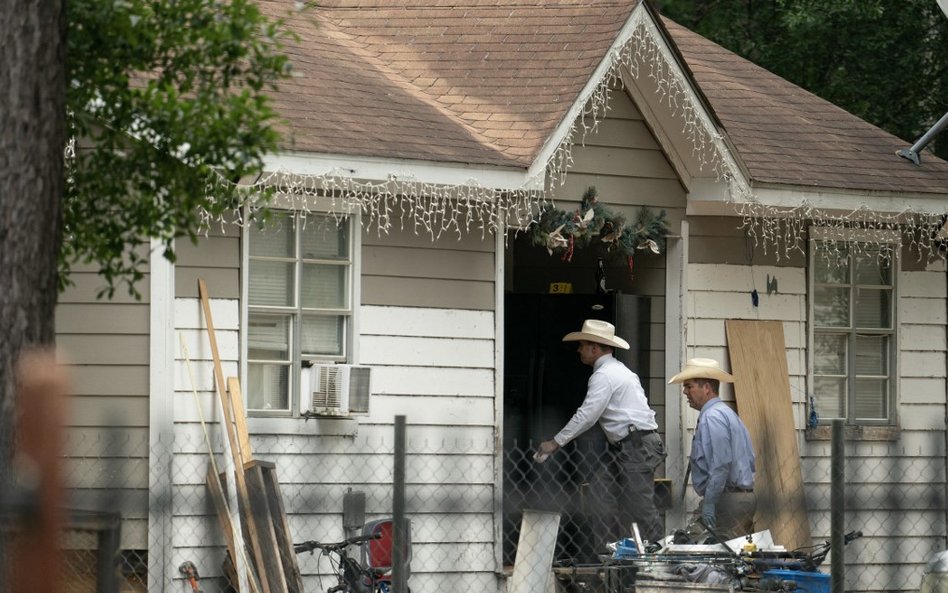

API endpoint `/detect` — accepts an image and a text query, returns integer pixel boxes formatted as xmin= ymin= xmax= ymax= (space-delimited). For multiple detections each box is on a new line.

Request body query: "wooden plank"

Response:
xmin=242 ymin=461 xmax=293 ymax=593
xmin=359 ymin=335 xmax=495 ymax=367
xmin=371 ymin=366 xmax=494 ymax=397
xmin=66 ymin=396 xmax=149 ymax=427
xmin=725 ymin=319 xmax=811 ymax=550
xmin=362 ymin=245 xmax=495 ymax=282
xmin=179 ymin=268 xmax=239 ymax=298
xmin=569 ymin=145 xmax=678 ymax=178
xmin=227 ymin=377 xmax=254 ymax=466
xmin=258 ymin=461 xmax=304 ymax=593
xmin=207 ymin=467 xmax=240 ymax=589
xmin=199 ymin=279 xmax=268 ymax=593
xmin=369 ymin=395 xmax=494 ymax=426
xmin=362 ymin=276 xmax=495 ymax=310
xmin=55 ymin=303 xmax=149 ymax=334
xmin=57 ymin=334 xmax=149 ymax=365
xmin=361 ymin=306 xmax=494 ymax=339
xmin=69 ymin=365 xmax=150 ymax=396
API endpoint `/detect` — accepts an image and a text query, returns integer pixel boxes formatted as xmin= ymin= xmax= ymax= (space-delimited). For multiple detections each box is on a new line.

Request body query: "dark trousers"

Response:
xmin=589 ymin=431 xmax=666 ymax=543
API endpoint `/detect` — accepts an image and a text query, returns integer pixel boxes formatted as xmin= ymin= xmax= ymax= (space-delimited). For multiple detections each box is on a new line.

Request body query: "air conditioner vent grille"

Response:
xmin=301 ymin=364 xmax=371 ymax=417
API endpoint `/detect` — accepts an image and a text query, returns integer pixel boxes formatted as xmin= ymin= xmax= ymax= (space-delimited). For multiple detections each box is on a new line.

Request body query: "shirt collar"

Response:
xmin=593 ymin=352 xmax=614 ymax=370
xmin=700 ymin=396 xmax=722 ymax=413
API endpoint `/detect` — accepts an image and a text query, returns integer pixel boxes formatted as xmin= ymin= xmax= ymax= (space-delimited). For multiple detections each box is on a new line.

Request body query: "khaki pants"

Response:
xmin=690 ymin=490 xmax=757 ymax=543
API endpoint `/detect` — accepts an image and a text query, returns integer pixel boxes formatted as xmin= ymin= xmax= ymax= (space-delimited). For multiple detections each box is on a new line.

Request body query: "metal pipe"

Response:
xmin=897 ymin=111 xmax=948 ymax=165
xmin=831 ymin=419 xmax=845 ymax=593
xmin=392 ymin=415 xmax=407 ymax=593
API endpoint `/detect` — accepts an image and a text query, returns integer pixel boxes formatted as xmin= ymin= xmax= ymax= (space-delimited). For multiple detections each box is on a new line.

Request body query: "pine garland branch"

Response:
xmin=527 ymin=186 xmax=670 ymax=263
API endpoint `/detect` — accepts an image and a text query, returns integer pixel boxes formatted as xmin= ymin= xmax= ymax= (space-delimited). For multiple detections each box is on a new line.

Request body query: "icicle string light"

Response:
xmin=189 ymin=6 xmax=946 ymax=264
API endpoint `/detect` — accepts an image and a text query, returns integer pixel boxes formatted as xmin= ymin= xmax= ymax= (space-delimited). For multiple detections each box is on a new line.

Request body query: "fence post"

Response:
xmin=392 ymin=415 xmax=407 ymax=593
xmin=831 ymin=419 xmax=845 ymax=593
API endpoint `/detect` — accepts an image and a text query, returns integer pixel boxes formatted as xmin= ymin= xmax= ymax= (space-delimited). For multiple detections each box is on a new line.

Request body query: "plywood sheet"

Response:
xmin=725 ymin=319 xmax=811 ymax=550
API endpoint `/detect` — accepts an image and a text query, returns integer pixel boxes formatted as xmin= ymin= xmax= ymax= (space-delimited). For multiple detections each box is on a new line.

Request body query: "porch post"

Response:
xmin=148 ymin=238 xmax=175 ymax=592
xmin=664 ymin=220 xmax=688 ymax=530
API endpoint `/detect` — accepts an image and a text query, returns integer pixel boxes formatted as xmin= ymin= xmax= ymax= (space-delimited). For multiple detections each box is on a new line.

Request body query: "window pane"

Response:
xmin=302 ymin=217 xmax=349 ymax=260
xmin=814 ymin=243 xmax=849 ymax=284
xmin=249 ymin=260 xmax=295 ymax=306
xmin=854 ymin=288 xmax=891 ymax=329
xmin=814 ymin=287 xmax=850 ymax=327
xmin=814 ymin=333 xmax=846 ymax=374
xmin=854 ymin=378 xmax=887 ymax=421
xmin=854 ymin=248 xmax=891 ymax=286
xmin=814 ymin=376 xmax=846 ymax=420
xmin=247 ymin=362 xmax=289 ymax=410
xmin=301 ymin=315 xmax=344 ymax=356
xmin=250 ymin=212 xmax=295 ymax=258
xmin=302 ymin=264 xmax=347 ymax=309
xmin=855 ymin=334 xmax=888 ymax=375
xmin=248 ymin=314 xmax=290 ymax=360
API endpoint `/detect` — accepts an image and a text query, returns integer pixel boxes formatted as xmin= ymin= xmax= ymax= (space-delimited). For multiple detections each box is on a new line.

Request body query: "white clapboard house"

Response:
xmin=56 ymin=1 xmax=948 ymax=591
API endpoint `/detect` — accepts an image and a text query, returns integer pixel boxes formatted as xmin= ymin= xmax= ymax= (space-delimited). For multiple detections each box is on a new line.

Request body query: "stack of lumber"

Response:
xmin=199 ymin=279 xmax=304 ymax=593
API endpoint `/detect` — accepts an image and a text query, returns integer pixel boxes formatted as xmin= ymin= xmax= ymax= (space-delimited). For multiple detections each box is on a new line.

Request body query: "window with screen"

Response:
xmin=809 ymin=233 xmax=897 ymax=426
xmin=245 ymin=211 xmax=353 ymax=414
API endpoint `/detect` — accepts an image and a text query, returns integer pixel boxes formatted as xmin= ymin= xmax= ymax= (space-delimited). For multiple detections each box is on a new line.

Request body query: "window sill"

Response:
xmin=804 ymin=424 xmax=900 ymax=442
xmin=247 ymin=415 xmax=358 ymax=436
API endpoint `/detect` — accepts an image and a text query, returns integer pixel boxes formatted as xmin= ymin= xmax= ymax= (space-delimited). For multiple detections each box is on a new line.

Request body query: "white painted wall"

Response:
xmin=683 ymin=259 xmax=948 ymax=593
xmin=167 ymin=297 xmax=503 ymax=592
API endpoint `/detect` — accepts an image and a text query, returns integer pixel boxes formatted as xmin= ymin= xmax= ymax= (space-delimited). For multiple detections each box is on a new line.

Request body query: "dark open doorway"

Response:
xmin=502 ymin=233 xmax=653 ymax=564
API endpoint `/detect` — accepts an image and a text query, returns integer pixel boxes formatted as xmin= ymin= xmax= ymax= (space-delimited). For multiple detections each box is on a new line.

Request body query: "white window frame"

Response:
xmin=807 ymin=227 xmax=900 ymax=428
xmin=240 ymin=204 xmax=362 ymax=425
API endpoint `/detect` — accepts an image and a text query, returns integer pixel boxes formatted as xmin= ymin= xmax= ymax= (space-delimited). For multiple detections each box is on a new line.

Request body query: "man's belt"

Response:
xmin=611 ymin=426 xmax=657 ymax=447
xmin=725 ymin=485 xmax=754 ymax=493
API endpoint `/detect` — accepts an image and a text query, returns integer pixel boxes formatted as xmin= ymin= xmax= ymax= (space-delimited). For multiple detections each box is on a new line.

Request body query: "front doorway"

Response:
xmin=501 ymin=233 xmax=655 ymax=564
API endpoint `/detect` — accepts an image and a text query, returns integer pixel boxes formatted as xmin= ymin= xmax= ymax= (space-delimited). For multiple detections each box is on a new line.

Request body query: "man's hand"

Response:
xmin=534 ymin=440 xmax=560 ymax=463
xmin=701 ymin=506 xmax=716 ymax=530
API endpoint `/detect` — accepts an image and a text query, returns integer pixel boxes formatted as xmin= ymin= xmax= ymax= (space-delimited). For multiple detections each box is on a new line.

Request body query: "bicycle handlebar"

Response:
xmin=294 ymin=531 xmax=383 ymax=555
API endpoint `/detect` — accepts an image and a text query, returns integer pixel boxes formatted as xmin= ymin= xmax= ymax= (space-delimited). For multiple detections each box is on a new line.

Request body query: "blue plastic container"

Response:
xmin=762 ymin=569 xmax=830 ymax=593
xmin=612 ymin=538 xmax=638 ymax=559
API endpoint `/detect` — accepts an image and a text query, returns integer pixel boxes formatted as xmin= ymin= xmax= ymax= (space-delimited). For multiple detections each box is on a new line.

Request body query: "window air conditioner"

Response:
xmin=300 ymin=363 xmax=371 ymax=417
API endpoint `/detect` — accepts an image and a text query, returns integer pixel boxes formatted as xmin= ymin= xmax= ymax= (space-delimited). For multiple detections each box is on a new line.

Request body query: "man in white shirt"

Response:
xmin=536 ymin=319 xmax=666 ymax=543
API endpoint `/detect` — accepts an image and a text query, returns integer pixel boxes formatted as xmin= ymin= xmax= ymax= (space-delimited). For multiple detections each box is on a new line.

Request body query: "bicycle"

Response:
xmin=747 ymin=530 xmax=864 ymax=573
xmin=295 ymin=532 xmax=387 ymax=593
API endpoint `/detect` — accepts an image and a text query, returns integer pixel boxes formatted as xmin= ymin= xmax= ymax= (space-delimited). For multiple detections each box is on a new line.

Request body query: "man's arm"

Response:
xmin=535 ymin=373 xmax=611 ymax=463
xmin=699 ymin=413 xmax=734 ymax=527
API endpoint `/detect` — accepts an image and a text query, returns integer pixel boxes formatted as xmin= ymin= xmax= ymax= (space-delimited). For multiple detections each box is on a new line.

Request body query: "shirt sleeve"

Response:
xmin=699 ymin=411 xmax=734 ymax=510
xmin=553 ymin=371 xmax=612 ymax=446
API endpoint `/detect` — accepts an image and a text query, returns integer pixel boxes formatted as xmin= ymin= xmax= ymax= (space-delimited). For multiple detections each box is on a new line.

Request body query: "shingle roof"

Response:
xmin=260 ymin=0 xmax=634 ymax=169
xmin=261 ymin=0 xmax=948 ymax=195
xmin=661 ymin=17 xmax=948 ymax=195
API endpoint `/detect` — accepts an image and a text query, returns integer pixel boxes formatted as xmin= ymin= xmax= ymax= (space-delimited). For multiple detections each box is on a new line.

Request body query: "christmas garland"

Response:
xmin=527 ymin=186 xmax=671 ymax=265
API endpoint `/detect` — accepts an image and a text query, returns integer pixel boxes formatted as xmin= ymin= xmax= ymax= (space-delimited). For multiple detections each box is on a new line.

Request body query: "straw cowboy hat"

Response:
xmin=562 ymin=319 xmax=630 ymax=350
xmin=668 ymin=358 xmax=735 ymax=384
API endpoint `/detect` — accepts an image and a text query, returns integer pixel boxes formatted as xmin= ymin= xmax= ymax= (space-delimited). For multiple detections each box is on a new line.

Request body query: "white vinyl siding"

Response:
xmin=686 ymin=254 xmax=948 ymax=593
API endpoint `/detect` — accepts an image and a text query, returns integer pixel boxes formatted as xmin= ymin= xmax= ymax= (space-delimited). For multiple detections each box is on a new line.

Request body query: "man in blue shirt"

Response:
xmin=536 ymin=319 xmax=666 ymax=543
xmin=669 ymin=358 xmax=756 ymax=541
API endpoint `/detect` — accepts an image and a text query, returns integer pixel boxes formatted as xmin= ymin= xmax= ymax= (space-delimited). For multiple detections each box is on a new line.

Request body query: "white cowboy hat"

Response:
xmin=668 ymin=358 xmax=735 ymax=384
xmin=562 ymin=319 xmax=630 ymax=350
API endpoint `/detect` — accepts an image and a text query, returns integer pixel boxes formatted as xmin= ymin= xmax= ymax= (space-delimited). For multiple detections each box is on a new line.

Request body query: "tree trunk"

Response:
xmin=0 ymin=0 xmax=67 ymax=587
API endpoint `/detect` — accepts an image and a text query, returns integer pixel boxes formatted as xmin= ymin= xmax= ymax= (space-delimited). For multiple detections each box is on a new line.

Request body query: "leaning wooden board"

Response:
xmin=725 ymin=319 xmax=811 ymax=551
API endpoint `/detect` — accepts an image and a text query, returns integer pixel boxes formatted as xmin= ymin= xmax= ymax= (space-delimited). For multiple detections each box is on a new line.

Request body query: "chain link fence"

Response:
xmin=48 ymin=427 xmax=948 ymax=593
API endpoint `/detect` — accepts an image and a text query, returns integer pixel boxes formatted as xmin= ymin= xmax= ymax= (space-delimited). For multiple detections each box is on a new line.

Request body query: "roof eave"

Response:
xmin=686 ymin=180 xmax=948 ymax=217
xmin=261 ymin=151 xmax=540 ymax=191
